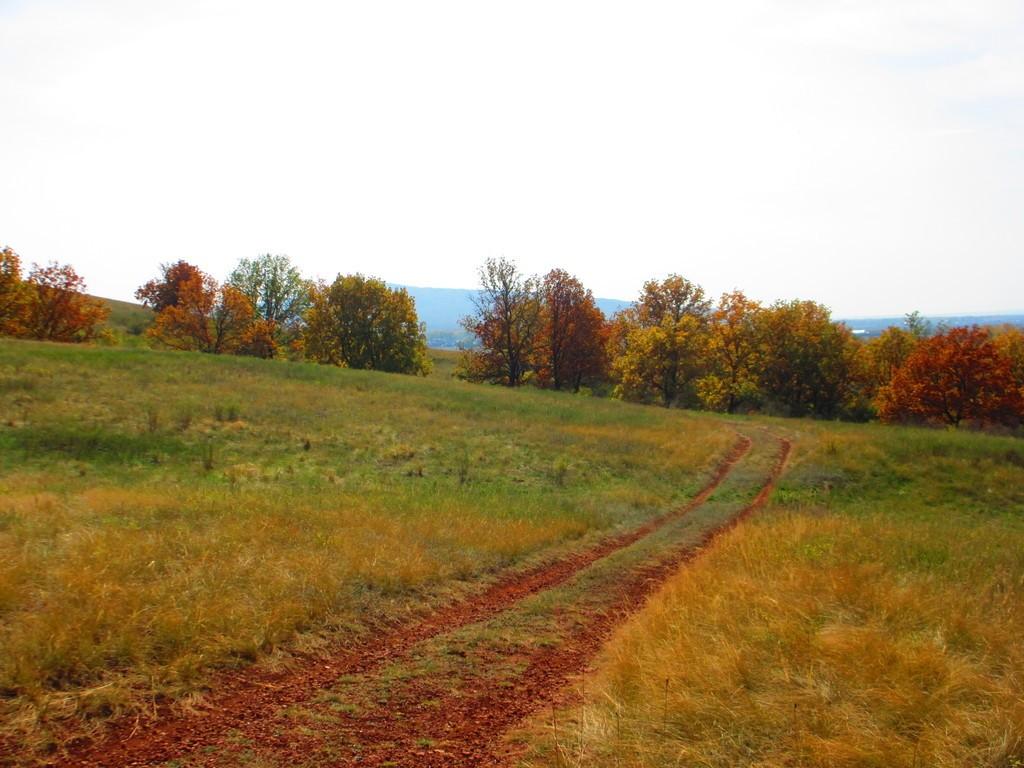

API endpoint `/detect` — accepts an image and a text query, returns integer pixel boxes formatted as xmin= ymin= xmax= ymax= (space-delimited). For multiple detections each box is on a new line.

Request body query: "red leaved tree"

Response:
xmin=994 ymin=326 xmax=1024 ymax=394
xmin=537 ymin=269 xmax=608 ymax=391
xmin=876 ymin=326 xmax=1023 ymax=428
xmin=22 ymin=262 xmax=110 ymax=342
xmin=136 ymin=260 xmax=204 ymax=311
xmin=148 ymin=271 xmax=256 ymax=354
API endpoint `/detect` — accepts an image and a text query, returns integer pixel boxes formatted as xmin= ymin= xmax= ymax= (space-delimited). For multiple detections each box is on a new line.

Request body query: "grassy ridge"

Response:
xmin=522 ymin=422 xmax=1024 ymax=767
xmin=93 ymin=296 xmax=153 ymax=345
xmin=0 ymin=339 xmax=731 ymax=750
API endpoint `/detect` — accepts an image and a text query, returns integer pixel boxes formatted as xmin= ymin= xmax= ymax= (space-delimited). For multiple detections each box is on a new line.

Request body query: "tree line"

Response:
xmin=0 ymin=247 xmax=111 ymax=342
xmin=458 ymin=257 xmax=1024 ymax=429
xmin=135 ymin=255 xmax=431 ymax=374
xmin=0 ymin=247 xmax=431 ymax=375
xmin=2 ymin=243 xmax=1021 ymax=429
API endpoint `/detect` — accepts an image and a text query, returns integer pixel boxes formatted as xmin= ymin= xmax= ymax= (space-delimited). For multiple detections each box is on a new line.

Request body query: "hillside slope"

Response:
xmin=0 ymin=339 xmax=731 ymax=759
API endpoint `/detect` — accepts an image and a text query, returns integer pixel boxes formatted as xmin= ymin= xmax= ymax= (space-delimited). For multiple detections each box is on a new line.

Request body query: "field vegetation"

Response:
xmin=519 ymin=421 xmax=1024 ymax=767
xmin=0 ymin=338 xmax=732 ymax=754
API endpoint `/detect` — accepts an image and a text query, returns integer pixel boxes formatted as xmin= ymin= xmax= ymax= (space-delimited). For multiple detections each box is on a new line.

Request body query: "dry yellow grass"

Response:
xmin=522 ymin=424 xmax=1024 ymax=768
xmin=0 ymin=484 xmax=596 ymax=741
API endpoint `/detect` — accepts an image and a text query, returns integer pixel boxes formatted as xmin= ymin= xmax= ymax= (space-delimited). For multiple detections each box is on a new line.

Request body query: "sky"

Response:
xmin=1 ymin=0 xmax=1022 ymax=317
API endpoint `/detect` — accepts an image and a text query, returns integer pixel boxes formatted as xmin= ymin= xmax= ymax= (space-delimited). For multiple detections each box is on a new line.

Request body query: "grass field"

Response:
xmin=2 ymin=338 xmax=1022 ymax=766
xmin=518 ymin=421 xmax=1024 ymax=767
xmin=0 ymin=338 xmax=732 ymax=755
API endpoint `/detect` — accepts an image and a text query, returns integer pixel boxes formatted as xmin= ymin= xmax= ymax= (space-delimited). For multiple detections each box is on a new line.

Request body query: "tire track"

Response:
xmin=49 ymin=435 xmax=754 ymax=767
xmin=312 ymin=435 xmax=792 ymax=767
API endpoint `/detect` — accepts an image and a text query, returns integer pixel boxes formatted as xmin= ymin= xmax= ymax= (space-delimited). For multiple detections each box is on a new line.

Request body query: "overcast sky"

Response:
xmin=1 ymin=1 xmax=1022 ymax=316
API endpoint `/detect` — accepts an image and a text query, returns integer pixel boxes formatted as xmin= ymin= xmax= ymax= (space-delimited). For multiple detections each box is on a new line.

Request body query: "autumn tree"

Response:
xmin=877 ymin=326 xmax=1023 ymax=428
xmin=237 ymin=319 xmax=280 ymax=359
xmin=755 ymin=300 xmax=860 ymax=418
xmin=20 ymin=262 xmax=110 ymax=342
xmin=135 ymin=260 xmax=204 ymax=311
xmin=536 ymin=269 xmax=608 ymax=391
xmin=304 ymin=274 xmax=430 ymax=375
xmin=460 ymin=257 xmax=542 ymax=386
xmin=611 ymin=275 xmax=711 ymax=407
xmin=904 ymin=310 xmax=932 ymax=340
xmin=0 ymin=246 xmax=30 ymax=336
xmin=227 ymin=254 xmax=310 ymax=345
xmin=696 ymin=290 xmax=763 ymax=412
xmin=993 ymin=326 xmax=1024 ymax=392
xmin=148 ymin=271 xmax=258 ymax=354
xmin=862 ymin=326 xmax=919 ymax=392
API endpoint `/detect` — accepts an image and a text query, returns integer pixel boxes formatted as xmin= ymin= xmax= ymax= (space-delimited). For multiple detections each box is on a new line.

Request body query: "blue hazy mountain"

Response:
xmin=840 ymin=314 xmax=1024 ymax=338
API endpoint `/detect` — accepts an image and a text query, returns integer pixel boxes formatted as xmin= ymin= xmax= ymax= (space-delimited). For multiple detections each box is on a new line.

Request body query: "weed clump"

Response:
xmin=552 ymin=456 xmax=569 ymax=487
xmin=384 ymin=443 xmax=416 ymax=463
xmin=214 ymin=402 xmax=241 ymax=422
xmin=173 ymin=404 xmax=194 ymax=432
xmin=201 ymin=441 xmax=215 ymax=471
xmin=144 ymin=405 xmax=160 ymax=433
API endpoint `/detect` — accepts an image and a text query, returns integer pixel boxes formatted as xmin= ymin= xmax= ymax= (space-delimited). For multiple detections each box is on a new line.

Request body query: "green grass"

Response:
xmin=426 ymin=347 xmax=460 ymax=379
xmin=0 ymin=338 xmax=732 ymax=752
xmin=519 ymin=420 xmax=1024 ymax=768
xmin=93 ymin=295 xmax=154 ymax=345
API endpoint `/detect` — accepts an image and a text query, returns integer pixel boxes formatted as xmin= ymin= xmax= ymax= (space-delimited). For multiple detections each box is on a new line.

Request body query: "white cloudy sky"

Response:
xmin=1 ymin=1 xmax=1022 ymax=316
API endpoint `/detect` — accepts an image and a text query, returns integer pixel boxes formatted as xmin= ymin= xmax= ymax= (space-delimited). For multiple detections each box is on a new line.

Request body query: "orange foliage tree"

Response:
xmin=21 ymin=262 xmax=110 ymax=342
xmin=536 ymin=269 xmax=608 ymax=391
xmin=876 ymin=326 xmax=1023 ymax=428
xmin=696 ymin=290 xmax=763 ymax=412
xmin=0 ymin=246 xmax=30 ymax=336
xmin=993 ymin=326 xmax=1024 ymax=394
xmin=148 ymin=272 xmax=260 ymax=355
xmin=135 ymin=260 xmax=204 ymax=311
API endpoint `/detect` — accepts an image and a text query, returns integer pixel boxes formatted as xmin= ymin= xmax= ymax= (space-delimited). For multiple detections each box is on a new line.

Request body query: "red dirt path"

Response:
xmin=34 ymin=435 xmax=756 ymax=768
xmin=316 ymin=436 xmax=793 ymax=767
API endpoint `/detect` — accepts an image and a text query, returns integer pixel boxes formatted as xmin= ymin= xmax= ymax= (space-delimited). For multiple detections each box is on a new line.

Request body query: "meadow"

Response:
xmin=520 ymin=420 xmax=1024 ymax=767
xmin=3 ymin=337 xmax=1023 ymax=766
xmin=0 ymin=339 xmax=732 ymax=754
